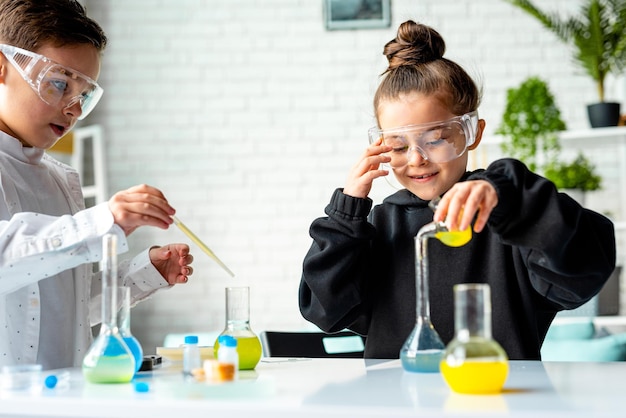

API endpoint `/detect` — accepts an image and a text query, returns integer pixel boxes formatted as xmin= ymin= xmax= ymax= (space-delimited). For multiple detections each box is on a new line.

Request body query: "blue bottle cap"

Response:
xmin=184 ymin=335 xmax=199 ymax=344
xmin=218 ymin=335 xmax=238 ymax=347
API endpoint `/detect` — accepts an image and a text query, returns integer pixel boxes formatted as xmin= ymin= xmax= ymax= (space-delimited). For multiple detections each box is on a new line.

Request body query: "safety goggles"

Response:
xmin=368 ymin=111 xmax=479 ymax=167
xmin=0 ymin=44 xmax=102 ymax=120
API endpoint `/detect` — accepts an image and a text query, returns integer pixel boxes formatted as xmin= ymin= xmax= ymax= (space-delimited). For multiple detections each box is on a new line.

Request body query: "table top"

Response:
xmin=0 ymin=358 xmax=623 ymax=417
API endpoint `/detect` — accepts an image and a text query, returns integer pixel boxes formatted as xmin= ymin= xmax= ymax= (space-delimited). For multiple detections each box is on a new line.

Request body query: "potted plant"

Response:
xmin=544 ymin=153 xmax=602 ymax=205
xmin=504 ymin=0 xmax=626 ymax=127
xmin=496 ymin=76 xmax=565 ymax=172
xmin=498 ymin=76 xmax=602 ymax=201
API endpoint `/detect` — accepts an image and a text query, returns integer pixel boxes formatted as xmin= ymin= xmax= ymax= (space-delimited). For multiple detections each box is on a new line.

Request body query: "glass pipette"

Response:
xmin=173 ymin=216 xmax=235 ymax=277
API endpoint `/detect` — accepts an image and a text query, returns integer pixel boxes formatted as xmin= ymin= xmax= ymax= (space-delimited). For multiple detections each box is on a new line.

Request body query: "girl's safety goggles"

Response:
xmin=368 ymin=111 xmax=479 ymax=167
xmin=0 ymin=44 xmax=103 ymax=120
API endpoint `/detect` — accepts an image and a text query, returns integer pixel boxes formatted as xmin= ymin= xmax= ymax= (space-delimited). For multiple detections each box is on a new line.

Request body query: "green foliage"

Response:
xmin=498 ymin=76 xmax=603 ymax=191
xmin=503 ymin=0 xmax=626 ymax=102
xmin=496 ymin=77 xmax=566 ymax=171
xmin=544 ymin=153 xmax=602 ymax=191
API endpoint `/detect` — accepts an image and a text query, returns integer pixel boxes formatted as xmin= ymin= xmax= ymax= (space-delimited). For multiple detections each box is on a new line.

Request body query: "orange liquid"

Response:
xmin=440 ymin=360 xmax=508 ymax=394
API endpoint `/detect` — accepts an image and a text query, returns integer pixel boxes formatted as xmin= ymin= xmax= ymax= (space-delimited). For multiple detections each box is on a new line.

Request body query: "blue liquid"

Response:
xmin=401 ymin=349 xmax=443 ymax=373
xmin=124 ymin=336 xmax=144 ymax=374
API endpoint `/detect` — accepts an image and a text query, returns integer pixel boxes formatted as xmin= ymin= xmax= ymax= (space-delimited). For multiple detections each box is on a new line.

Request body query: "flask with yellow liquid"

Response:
xmin=213 ymin=286 xmax=262 ymax=370
xmin=400 ymin=198 xmax=472 ymax=373
xmin=440 ymin=283 xmax=509 ymax=394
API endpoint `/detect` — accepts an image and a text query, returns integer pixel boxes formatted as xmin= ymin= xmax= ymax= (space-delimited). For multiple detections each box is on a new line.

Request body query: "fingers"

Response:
xmin=344 ymin=140 xmax=392 ymax=198
xmin=149 ymin=244 xmax=194 ymax=285
xmin=434 ymin=181 xmax=498 ymax=233
xmin=109 ymin=184 xmax=176 ymax=235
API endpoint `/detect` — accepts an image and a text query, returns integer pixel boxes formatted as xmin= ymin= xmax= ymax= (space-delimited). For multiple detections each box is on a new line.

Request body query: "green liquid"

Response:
xmin=82 ymin=354 xmax=135 ymax=383
xmin=214 ymin=336 xmax=262 ymax=370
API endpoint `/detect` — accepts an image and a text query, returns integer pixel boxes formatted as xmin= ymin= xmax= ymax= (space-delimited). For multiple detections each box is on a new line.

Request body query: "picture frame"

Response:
xmin=323 ymin=0 xmax=391 ymax=31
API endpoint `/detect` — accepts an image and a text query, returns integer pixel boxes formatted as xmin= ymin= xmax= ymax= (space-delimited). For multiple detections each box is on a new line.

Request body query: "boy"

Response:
xmin=0 ymin=0 xmax=193 ymax=369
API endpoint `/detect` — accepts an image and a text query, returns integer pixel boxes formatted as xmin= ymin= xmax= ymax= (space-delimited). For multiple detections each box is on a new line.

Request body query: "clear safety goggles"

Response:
xmin=0 ymin=44 xmax=103 ymax=120
xmin=368 ymin=111 xmax=479 ymax=167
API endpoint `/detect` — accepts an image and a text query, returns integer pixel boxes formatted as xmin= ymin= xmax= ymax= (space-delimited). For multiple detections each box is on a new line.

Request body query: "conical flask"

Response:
xmin=213 ymin=286 xmax=262 ymax=370
xmin=82 ymin=234 xmax=135 ymax=383
xmin=441 ymin=284 xmax=509 ymax=394
xmin=400 ymin=198 xmax=472 ymax=373
xmin=118 ymin=286 xmax=143 ymax=375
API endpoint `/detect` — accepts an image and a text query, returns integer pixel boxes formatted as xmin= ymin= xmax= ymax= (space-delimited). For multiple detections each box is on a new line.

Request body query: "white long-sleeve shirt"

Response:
xmin=0 ymin=132 xmax=169 ymax=370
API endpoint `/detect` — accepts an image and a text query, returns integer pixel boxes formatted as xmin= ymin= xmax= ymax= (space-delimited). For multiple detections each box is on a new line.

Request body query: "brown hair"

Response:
xmin=0 ymin=0 xmax=107 ymax=52
xmin=373 ymin=20 xmax=481 ymax=121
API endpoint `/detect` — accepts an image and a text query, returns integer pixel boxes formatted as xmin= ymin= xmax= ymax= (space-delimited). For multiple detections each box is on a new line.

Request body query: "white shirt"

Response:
xmin=0 ymin=132 xmax=170 ymax=370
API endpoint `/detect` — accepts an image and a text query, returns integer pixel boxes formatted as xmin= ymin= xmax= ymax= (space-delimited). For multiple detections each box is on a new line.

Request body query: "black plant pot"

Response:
xmin=587 ymin=102 xmax=621 ymax=128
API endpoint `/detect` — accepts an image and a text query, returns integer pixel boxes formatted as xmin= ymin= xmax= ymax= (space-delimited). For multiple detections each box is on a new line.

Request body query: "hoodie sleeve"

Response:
xmin=299 ymin=188 xmax=375 ymax=334
xmin=469 ymin=158 xmax=616 ymax=309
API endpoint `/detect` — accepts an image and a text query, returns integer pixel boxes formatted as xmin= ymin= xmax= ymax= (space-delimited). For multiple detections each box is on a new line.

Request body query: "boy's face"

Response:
xmin=376 ymin=93 xmax=484 ymax=200
xmin=0 ymin=43 xmax=101 ymax=148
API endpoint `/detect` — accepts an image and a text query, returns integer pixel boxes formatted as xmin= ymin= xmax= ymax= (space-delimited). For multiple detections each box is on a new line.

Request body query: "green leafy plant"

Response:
xmin=503 ymin=0 xmax=626 ymax=102
xmin=496 ymin=76 xmax=565 ymax=172
xmin=498 ymin=76 xmax=602 ymax=192
xmin=544 ymin=153 xmax=602 ymax=192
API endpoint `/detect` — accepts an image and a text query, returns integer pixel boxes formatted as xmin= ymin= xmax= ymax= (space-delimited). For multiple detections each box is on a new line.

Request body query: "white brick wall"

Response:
xmin=81 ymin=0 xmax=622 ymax=352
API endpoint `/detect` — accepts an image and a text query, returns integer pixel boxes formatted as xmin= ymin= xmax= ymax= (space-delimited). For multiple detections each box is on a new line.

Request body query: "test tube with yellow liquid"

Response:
xmin=440 ymin=284 xmax=509 ymax=394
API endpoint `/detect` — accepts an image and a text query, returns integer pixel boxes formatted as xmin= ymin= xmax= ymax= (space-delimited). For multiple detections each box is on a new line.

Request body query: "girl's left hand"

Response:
xmin=433 ymin=180 xmax=498 ymax=233
xmin=149 ymin=244 xmax=194 ymax=284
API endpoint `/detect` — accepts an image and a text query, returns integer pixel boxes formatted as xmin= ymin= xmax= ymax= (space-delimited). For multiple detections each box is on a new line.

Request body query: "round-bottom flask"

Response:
xmin=213 ymin=286 xmax=262 ymax=370
xmin=441 ymin=284 xmax=509 ymax=394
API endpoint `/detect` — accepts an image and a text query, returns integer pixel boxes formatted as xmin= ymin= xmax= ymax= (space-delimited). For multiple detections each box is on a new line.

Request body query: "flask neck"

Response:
xmin=454 ymin=284 xmax=492 ymax=341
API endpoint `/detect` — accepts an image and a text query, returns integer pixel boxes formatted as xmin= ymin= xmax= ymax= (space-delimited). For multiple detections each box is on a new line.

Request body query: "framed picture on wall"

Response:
xmin=324 ymin=0 xmax=391 ymax=30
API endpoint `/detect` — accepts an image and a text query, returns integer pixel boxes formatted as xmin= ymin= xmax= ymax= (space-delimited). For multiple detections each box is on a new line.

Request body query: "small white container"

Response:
xmin=183 ymin=335 xmax=201 ymax=375
xmin=0 ymin=364 xmax=43 ymax=393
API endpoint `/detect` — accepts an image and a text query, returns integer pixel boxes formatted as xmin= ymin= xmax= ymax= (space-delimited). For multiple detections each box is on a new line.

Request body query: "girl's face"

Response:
xmin=0 ymin=42 xmax=101 ymax=148
xmin=377 ymin=93 xmax=484 ymax=200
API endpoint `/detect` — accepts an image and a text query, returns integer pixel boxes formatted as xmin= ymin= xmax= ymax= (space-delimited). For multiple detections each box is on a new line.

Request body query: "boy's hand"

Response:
xmin=433 ymin=180 xmax=498 ymax=233
xmin=149 ymin=244 xmax=194 ymax=285
xmin=108 ymin=184 xmax=175 ymax=235
xmin=343 ymin=138 xmax=392 ymax=198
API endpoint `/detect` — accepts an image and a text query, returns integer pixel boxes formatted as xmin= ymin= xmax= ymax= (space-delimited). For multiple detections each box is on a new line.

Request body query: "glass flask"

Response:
xmin=441 ymin=284 xmax=509 ymax=394
xmin=82 ymin=234 xmax=135 ymax=383
xmin=118 ymin=286 xmax=143 ymax=375
xmin=400 ymin=198 xmax=472 ymax=373
xmin=213 ymin=286 xmax=262 ymax=370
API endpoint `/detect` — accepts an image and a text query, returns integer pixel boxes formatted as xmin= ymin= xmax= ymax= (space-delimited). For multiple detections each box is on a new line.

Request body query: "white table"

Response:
xmin=0 ymin=359 xmax=623 ymax=417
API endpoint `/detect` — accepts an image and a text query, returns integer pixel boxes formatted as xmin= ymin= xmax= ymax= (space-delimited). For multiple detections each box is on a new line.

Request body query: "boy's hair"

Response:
xmin=374 ymin=20 xmax=481 ymax=119
xmin=0 ymin=0 xmax=107 ymax=52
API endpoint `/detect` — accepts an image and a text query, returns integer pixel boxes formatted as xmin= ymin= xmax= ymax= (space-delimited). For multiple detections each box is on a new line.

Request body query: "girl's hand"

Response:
xmin=433 ymin=180 xmax=498 ymax=233
xmin=108 ymin=184 xmax=175 ymax=236
xmin=149 ymin=244 xmax=194 ymax=285
xmin=343 ymin=138 xmax=392 ymax=198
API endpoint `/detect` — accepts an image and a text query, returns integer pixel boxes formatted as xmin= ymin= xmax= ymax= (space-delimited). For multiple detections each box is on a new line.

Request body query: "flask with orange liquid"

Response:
xmin=400 ymin=198 xmax=472 ymax=373
xmin=440 ymin=283 xmax=509 ymax=394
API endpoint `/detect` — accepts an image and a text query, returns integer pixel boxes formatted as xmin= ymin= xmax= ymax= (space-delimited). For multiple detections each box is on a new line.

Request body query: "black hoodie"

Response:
xmin=299 ymin=158 xmax=616 ymax=360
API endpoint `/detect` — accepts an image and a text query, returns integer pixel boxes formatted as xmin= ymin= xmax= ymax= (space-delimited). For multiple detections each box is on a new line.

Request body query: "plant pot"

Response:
xmin=587 ymin=102 xmax=621 ymax=128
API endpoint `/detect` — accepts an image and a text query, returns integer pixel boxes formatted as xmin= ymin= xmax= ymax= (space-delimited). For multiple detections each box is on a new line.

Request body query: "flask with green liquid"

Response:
xmin=82 ymin=234 xmax=135 ymax=383
xmin=213 ymin=286 xmax=262 ymax=370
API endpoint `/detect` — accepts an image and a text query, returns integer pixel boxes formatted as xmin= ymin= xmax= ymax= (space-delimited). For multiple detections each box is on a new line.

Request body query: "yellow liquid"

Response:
xmin=435 ymin=227 xmax=472 ymax=247
xmin=213 ymin=336 xmax=262 ymax=370
xmin=82 ymin=354 xmax=135 ymax=384
xmin=440 ymin=360 xmax=508 ymax=394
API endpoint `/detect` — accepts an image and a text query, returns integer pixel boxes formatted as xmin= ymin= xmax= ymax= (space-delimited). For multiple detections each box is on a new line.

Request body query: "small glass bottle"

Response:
xmin=217 ymin=335 xmax=239 ymax=380
xmin=118 ymin=286 xmax=143 ymax=375
xmin=183 ymin=335 xmax=201 ymax=376
xmin=213 ymin=286 xmax=262 ymax=370
xmin=82 ymin=234 xmax=135 ymax=383
xmin=441 ymin=284 xmax=509 ymax=394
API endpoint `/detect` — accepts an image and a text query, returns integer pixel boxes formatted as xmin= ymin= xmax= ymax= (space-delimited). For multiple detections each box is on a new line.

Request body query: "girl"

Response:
xmin=299 ymin=20 xmax=615 ymax=360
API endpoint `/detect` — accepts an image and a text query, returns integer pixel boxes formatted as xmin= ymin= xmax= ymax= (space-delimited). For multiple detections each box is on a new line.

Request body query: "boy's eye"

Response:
xmin=45 ymin=78 xmax=68 ymax=94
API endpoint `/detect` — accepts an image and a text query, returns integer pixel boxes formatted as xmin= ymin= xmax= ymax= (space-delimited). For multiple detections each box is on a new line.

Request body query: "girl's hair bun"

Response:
xmin=383 ymin=20 xmax=446 ymax=71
